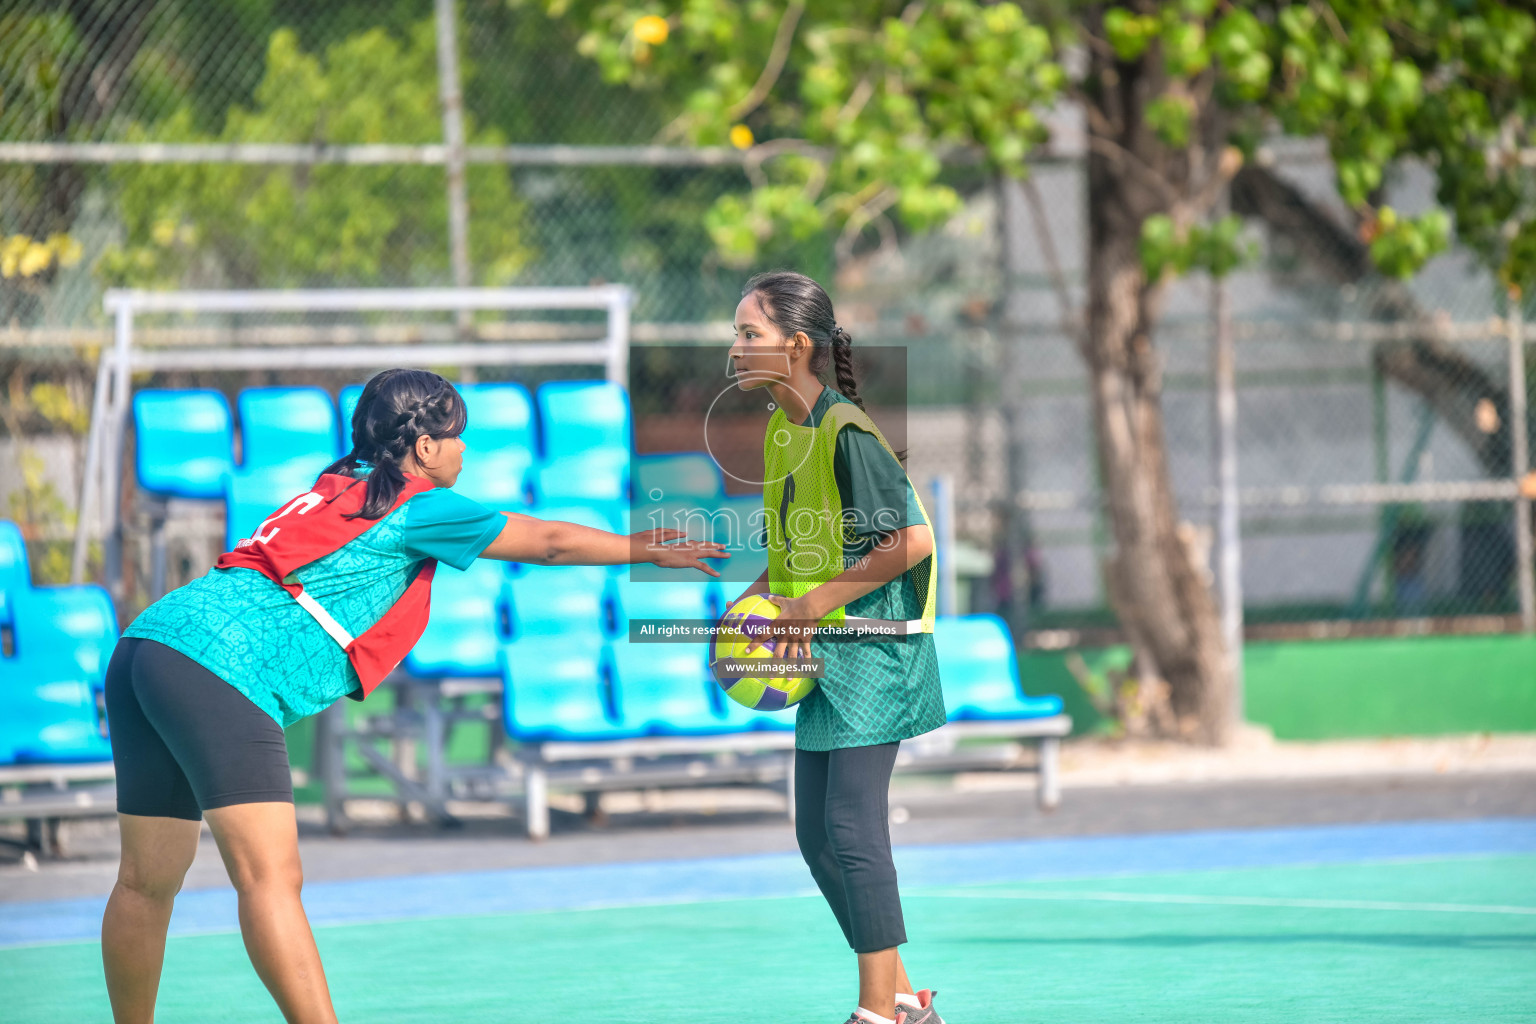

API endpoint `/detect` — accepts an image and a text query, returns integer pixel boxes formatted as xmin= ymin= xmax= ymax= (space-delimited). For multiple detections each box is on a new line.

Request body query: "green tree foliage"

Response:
xmin=518 ymin=0 xmax=1064 ymax=264
xmin=531 ymin=1 xmax=1535 ymax=290
xmin=99 ymin=20 xmax=530 ymax=288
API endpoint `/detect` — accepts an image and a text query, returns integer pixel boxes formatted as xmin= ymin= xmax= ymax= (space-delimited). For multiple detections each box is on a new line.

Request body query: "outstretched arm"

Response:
xmin=480 ymin=512 xmax=729 ymax=576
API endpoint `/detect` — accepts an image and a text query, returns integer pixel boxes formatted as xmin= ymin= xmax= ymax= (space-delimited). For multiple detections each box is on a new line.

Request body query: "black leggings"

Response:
xmin=794 ymin=742 xmax=906 ymax=953
xmin=105 ymin=637 xmax=293 ymax=820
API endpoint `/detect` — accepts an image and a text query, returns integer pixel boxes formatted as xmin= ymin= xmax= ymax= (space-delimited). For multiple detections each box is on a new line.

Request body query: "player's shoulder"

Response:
xmin=404 ymin=486 xmax=495 ymax=524
xmin=821 ymin=393 xmax=875 ymax=429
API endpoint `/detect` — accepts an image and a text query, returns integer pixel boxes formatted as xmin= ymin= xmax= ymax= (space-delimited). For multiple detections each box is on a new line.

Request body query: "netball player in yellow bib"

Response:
xmin=727 ymin=271 xmax=947 ymax=1024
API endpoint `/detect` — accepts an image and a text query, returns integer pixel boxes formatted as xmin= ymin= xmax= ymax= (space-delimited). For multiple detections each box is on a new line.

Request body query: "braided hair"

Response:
xmin=323 ymin=368 xmax=468 ymax=519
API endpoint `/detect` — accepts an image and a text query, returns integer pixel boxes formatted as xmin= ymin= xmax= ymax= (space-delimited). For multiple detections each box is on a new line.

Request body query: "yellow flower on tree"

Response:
xmin=729 ymin=124 xmax=754 ymax=150
xmin=634 ymin=15 xmax=669 ymax=45
xmin=0 ymin=231 xmax=85 ymax=278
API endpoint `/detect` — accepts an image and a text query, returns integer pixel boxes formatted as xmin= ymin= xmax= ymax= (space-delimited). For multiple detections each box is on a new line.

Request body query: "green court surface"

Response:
xmin=4 ymin=854 xmax=1533 ymax=1023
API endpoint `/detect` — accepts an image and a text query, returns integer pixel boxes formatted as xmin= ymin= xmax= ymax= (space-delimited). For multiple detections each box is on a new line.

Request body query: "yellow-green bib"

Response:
xmin=762 ymin=400 xmax=938 ymax=632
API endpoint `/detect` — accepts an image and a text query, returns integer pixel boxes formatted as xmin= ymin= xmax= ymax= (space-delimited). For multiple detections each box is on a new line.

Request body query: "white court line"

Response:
xmin=914 ymin=889 xmax=1536 ymax=916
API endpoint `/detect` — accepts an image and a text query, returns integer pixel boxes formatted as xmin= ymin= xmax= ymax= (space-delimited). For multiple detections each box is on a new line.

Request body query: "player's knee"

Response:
xmin=824 ymin=806 xmax=888 ymax=869
xmin=823 ymin=814 xmax=865 ymax=865
xmin=116 ymin=863 xmax=185 ymax=903
xmin=795 ymin=814 xmax=829 ymax=858
xmin=227 ymin=853 xmax=304 ymax=897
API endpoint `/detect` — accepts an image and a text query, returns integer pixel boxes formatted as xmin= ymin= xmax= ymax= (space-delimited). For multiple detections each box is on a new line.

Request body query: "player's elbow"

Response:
xmin=904 ymin=524 xmax=934 ymax=566
xmin=533 ymin=523 xmax=566 ymax=565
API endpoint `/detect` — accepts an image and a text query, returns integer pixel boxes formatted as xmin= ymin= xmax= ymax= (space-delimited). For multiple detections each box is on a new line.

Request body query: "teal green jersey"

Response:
xmin=124 ymin=487 xmax=504 ymax=727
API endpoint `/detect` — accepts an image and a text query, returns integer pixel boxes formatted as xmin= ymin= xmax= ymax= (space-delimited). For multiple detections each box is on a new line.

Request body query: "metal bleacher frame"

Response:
xmin=513 ymin=717 xmax=1071 ymax=840
xmin=0 ymin=763 xmax=118 ymax=858
xmin=322 ymin=675 xmax=1068 ymax=841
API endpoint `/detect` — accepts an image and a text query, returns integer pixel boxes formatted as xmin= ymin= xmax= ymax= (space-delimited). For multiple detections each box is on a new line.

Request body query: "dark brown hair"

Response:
xmin=323 ymin=368 xmax=467 ymax=519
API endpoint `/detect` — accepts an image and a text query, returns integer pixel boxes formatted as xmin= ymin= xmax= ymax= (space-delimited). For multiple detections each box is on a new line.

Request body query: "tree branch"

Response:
xmin=1177 ymin=145 xmax=1245 ymax=223
xmin=657 ymin=1 xmax=806 ymax=143
xmin=741 ymin=137 xmax=832 ymax=192
xmin=835 ymin=185 xmax=900 ymax=261
xmin=1310 ymin=0 xmax=1352 ymax=47
xmin=1083 ymin=87 xmax=1123 ymax=139
xmin=1087 ymin=135 xmax=1181 ymax=209
xmin=838 ymin=75 xmax=876 ymax=125
xmin=1232 ymin=162 xmax=1515 ymax=476
xmin=725 ymin=1 xmax=807 ymax=122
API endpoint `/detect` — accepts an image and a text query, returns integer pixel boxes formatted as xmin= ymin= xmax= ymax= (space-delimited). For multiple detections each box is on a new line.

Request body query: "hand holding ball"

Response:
xmin=710 ymin=594 xmax=818 ymax=711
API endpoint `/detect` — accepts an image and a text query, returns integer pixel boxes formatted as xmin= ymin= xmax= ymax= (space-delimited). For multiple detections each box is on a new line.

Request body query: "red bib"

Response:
xmin=217 ymin=472 xmax=438 ymax=700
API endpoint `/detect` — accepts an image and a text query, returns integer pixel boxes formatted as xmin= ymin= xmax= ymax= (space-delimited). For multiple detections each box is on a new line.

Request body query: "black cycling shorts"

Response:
xmin=105 ymin=637 xmax=293 ymax=820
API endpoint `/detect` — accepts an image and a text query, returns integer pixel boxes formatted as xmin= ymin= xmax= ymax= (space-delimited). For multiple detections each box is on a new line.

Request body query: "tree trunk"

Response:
xmin=1081 ymin=20 xmax=1232 ymax=743
xmin=1083 ymin=217 xmax=1231 ymax=740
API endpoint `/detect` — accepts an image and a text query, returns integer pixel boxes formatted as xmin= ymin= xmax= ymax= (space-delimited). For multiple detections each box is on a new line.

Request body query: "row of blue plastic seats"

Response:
xmin=0 ymin=522 xmax=117 ymax=765
xmin=136 ymin=380 xmax=677 ymax=509
xmin=3 ymin=508 xmax=1063 ymax=758
xmin=497 ymin=614 xmax=1064 ymax=742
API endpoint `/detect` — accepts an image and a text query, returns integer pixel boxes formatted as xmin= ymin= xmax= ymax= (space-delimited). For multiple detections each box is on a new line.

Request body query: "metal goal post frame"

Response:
xmin=72 ymin=285 xmax=633 ymax=592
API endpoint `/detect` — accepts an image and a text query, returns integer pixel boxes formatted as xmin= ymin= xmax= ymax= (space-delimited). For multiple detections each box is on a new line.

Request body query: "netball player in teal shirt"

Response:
xmin=103 ymin=369 xmax=726 ymax=1024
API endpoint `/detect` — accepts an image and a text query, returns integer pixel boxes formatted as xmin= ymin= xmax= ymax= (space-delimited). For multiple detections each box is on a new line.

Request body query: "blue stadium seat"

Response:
xmin=238 ymin=387 xmax=340 ymax=471
xmin=133 ymin=390 xmax=235 ymax=499
xmin=933 ymin=615 xmax=1064 ymax=721
xmin=0 ymin=520 xmax=27 ymax=588
xmin=405 ymin=560 xmax=509 ymax=678
xmin=633 ymin=453 xmax=724 ymax=502
xmin=456 ymin=450 xmax=533 ymax=511
xmin=505 ymin=562 xmax=610 ymax=637
xmin=537 ymin=380 xmax=630 ymax=461
xmin=607 ymin=643 xmax=732 ymax=735
xmin=623 ymin=499 xmax=728 ymax=584
xmin=0 ymin=521 xmax=27 ymax=630
xmin=223 ymin=455 xmax=333 ymax=549
xmin=625 ymin=498 xmax=722 ymax=537
xmin=460 ymin=382 xmax=536 ymax=450
xmin=608 ymin=574 xmax=718 ymax=629
xmin=530 ymin=453 xmax=628 ymax=514
xmin=1 ymin=585 xmax=117 ymax=763
xmin=456 ymin=382 xmax=537 ymax=511
xmin=338 ymin=384 xmax=365 ymax=451
xmin=499 ymin=635 xmax=639 ymax=741
xmin=710 ymin=494 xmax=770 ymax=586
xmin=0 ymin=673 xmax=113 ymax=764
xmin=14 ymin=584 xmax=120 ymax=683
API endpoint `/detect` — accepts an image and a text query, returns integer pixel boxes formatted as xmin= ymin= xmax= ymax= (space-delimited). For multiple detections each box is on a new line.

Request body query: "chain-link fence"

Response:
xmin=3 ymin=0 xmax=1533 ymax=642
